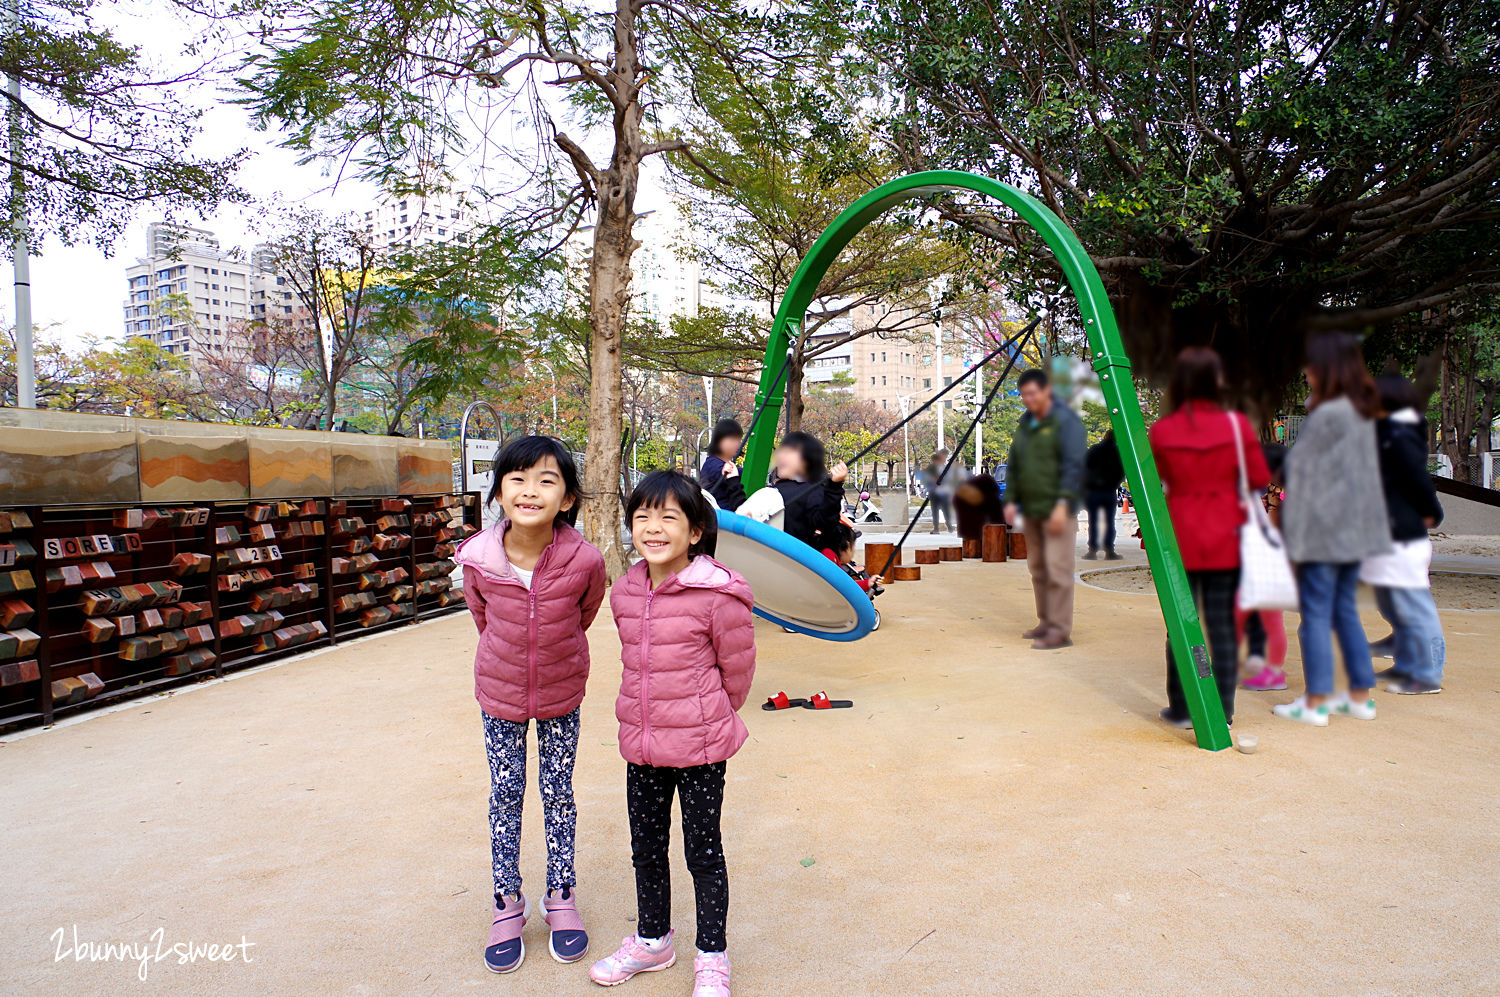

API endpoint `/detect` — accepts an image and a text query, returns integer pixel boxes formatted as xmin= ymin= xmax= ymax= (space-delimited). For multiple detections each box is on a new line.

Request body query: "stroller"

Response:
xmin=824 ymin=519 xmax=883 ymax=631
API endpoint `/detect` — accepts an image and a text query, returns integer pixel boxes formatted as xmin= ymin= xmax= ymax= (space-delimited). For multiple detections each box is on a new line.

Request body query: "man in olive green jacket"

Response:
xmin=1004 ymin=368 xmax=1087 ymax=649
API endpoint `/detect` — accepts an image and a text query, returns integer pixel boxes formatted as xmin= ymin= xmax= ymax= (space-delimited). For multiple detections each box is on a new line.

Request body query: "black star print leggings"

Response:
xmin=626 ymin=760 xmax=729 ymax=953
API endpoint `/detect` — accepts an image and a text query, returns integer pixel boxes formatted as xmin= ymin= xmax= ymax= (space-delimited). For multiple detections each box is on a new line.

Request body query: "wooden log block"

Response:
xmin=171 ymin=552 xmax=210 ymax=575
xmin=0 ymin=628 xmax=35 ymax=659
xmin=982 ymin=523 xmax=1008 ymax=562
xmin=961 ymin=538 xmax=983 ymax=558
xmin=113 ymin=508 xmax=144 ymax=529
xmin=0 ymin=569 xmax=35 ymax=595
xmin=163 ymin=648 xmax=216 ymax=676
xmin=891 ymin=564 xmax=922 ymax=581
xmin=118 ymin=634 xmax=165 ymax=661
xmin=359 ymin=605 xmax=394 ymax=628
xmin=17 ymin=658 xmax=38 ymax=682
xmin=940 ymin=546 xmax=962 ymax=561
xmin=1008 ymin=530 xmax=1028 ymax=560
xmin=247 ymin=523 xmax=277 ymax=542
xmin=176 ymin=601 xmax=211 ymax=624
xmin=914 ymin=548 xmax=940 ymax=565
xmin=0 ymin=598 xmax=35 ymax=628
xmin=292 ymin=562 xmax=318 ymax=580
xmin=299 ymin=500 xmax=326 ymax=517
xmin=0 ymin=662 xmax=21 ymax=686
xmin=84 ymin=618 xmax=117 ymax=644
xmin=51 ymin=677 xmax=88 ymax=705
xmin=415 ymin=559 xmax=455 ymax=580
xmin=863 ymin=542 xmax=895 ymax=579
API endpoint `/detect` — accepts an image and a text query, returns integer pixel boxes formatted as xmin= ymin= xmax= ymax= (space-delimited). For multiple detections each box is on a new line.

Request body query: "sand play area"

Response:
xmin=2 ymin=555 xmax=1497 ymax=995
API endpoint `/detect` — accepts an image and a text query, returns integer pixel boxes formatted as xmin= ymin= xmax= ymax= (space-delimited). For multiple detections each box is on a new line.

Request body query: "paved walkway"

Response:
xmin=2 ymin=557 xmax=1496 ymax=995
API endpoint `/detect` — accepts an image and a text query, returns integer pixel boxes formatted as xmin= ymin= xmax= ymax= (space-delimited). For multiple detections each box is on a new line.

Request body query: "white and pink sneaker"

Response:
xmin=693 ymin=951 xmax=732 ymax=997
xmin=589 ymin=930 xmax=675 ymax=986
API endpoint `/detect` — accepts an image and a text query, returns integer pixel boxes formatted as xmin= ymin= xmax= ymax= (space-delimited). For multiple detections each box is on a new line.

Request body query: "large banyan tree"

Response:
xmin=855 ymin=0 xmax=1500 ymax=413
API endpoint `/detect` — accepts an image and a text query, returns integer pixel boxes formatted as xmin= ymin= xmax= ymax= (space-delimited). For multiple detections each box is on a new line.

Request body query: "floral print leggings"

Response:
xmin=627 ymin=760 xmax=729 ymax=952
xmin=482 ymin=707 xmax=580 ymax=901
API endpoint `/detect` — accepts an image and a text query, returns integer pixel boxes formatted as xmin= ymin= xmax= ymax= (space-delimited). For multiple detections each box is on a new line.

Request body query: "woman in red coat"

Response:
xmin=1149 ymin=347 xmax=1270 ymax=728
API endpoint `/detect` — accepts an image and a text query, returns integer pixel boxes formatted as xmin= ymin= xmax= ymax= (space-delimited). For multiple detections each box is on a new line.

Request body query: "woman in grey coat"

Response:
xmin=1275 ymin=334 xmax=1392 ymax=727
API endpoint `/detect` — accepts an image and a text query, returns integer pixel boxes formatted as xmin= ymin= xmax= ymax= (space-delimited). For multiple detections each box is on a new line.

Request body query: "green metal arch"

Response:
xmin=743 ymin=169 xmax=1231 ymax=750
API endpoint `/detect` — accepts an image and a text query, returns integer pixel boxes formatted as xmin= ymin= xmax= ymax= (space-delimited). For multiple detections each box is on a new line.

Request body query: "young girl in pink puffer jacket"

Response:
xmin=590 ymin=471 xmax=756 ymax=997
xmin=456 ymin=437 xmax=605 ymax=975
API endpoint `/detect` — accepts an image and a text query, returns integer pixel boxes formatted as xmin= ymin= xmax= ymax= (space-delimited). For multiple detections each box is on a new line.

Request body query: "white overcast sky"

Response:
xmin=3 ymin=1 xmax=663 ymax=350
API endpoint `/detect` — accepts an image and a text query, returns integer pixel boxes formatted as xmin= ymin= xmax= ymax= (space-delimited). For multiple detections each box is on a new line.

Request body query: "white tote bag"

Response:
xmin=1230 ymin=413 xmax=1299 ymax=611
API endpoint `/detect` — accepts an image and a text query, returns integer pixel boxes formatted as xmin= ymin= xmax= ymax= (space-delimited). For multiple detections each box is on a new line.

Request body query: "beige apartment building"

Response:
xmin=806 ymin=303 xmax=972 ymax=415
xmin=122 ymin=223 xmax=275 ymax=363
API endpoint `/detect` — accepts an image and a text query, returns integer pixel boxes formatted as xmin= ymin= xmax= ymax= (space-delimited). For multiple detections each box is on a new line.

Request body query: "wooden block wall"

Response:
xmin=0 ymin=492 xmax=476 ymax=733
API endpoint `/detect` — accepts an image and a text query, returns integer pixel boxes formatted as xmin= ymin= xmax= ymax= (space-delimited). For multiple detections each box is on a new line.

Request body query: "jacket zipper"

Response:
xmin=639 ymin=583 xmax=655 ymax=766
xmin=525 ymin=543 xmax=551 ymax=719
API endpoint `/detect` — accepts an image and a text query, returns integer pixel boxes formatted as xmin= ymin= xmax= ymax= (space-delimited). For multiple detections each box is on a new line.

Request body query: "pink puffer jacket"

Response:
xmin=457 ymin=520 xmax=607 ymax=722
xmin=610 ymin=555 xmax=757 ymax=768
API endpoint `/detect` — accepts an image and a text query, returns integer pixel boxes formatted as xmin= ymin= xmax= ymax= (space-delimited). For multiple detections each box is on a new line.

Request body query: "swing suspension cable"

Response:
xmin=736 ymin=347 xmax=797 ymax=459
xmin=846 ymin=302 xmax=1055 ymax=468
xmin=875 ymin=322 xmax=1040 ymax=582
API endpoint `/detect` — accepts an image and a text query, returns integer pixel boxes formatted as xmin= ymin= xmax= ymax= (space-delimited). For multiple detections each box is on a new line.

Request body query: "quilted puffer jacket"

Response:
xmin=457 ymin=520 xmax=607 ymax=722
xmin=610 ymin=555 xmax=757 ymax=768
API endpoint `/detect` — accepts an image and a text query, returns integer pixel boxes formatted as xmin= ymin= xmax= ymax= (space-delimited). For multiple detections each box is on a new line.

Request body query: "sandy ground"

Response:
xmin=1084 ymin=564 xmax=1500 ymax=612
xmin=2 ymin=558 xmax=1499 ymax=996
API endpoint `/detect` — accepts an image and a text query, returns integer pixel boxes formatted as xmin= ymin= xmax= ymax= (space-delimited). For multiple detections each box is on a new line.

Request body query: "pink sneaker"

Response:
xmin=543 ymin=888 xmax=589 ymax=963
xmin=693 ymin=951 xmax=731 ymax=997
xmin=589 ymin=931 xmax=676 ymax=986
xmin=1241 ymin=665 xmax=1288 ymax=691
xmin=483 ymin=893 xmax=528 ymax=974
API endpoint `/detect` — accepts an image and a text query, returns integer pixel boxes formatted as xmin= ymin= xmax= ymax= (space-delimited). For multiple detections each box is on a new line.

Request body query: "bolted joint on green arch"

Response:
xmin=743 ymin=169 xmax=1230 ymax=751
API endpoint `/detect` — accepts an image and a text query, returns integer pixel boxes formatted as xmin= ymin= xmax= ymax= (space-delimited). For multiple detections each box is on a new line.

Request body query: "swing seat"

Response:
xmin=713 ymin=509 xmax=877 ymax=641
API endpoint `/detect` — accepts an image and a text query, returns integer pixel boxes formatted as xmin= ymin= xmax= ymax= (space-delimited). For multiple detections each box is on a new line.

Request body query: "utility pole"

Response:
xmin=974 ymin=356 xmax=983 ymax=471
xmin=933 ymin=320 xmax=944 ymax=451
xmin=7 ymin=0 xmax=36 ymax=407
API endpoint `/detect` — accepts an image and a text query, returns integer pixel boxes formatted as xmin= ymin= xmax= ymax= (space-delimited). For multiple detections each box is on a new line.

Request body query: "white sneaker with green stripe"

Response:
xmin=1272 ymin=697 xmax=1329 ymax=727
xmin=1329 ymin=692 xmax=1377 ymax=720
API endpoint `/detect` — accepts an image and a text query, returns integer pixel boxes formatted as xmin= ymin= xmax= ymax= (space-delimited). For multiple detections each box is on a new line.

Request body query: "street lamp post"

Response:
xmin=897 ymin=392 xmax=917 ymax=502
xmin=535 ymin=358 xmax=559 ymax=435
xmin=8 ymin=0 xmax=35 ymax=408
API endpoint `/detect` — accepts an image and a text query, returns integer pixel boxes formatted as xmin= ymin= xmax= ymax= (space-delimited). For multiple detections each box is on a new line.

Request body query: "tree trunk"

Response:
xmin=580 ymin=191 xmax=637 ymax=576
xmin=1478 ymin=383 xmax=1496 ymax=456
xmin=784 ymin=353 xmax=805 ymax=433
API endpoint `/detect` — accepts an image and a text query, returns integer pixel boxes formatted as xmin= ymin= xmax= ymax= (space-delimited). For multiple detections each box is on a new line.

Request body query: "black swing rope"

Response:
xmin=872 ymin=318 xmax=1042 ymax=582
xmin=843 ymin=304 xmax=1054 ymax=469
xmin=739 ymin=301 xmax=1055 ymax=468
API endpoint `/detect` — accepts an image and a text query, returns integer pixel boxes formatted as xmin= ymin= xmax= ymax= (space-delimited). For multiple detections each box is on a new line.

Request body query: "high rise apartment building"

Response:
xmin=363 ymin=190 xmax=477 ymax=253
xmin=803 ymin=303 xmax=973 ymax=414
xmin=122 ymin=223 xmax=273 ymax=362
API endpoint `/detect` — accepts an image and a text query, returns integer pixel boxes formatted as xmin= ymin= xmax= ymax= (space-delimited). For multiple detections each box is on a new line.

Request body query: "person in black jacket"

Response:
xmin=699 ymin=418 xmax=745 ymax=511
xmin=1359 ymin=375 xmax=1446 ymax=694
xmin=1083 ymin=429 xmax=1124 ymax=559
xmin=770 ymin=432 xmax=848 ymax=550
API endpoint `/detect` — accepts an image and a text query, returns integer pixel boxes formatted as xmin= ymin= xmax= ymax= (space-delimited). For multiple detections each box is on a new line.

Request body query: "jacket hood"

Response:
xmin=455 ymin=519 xmax=586 ymax=580
xmin=622 ymin=554 xmax=754 ymax=608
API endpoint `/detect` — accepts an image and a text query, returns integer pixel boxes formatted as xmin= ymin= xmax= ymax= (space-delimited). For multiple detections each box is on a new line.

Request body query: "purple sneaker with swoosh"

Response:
xmin=589 ymin=930 xmax=676 ymax=986
xmin=543 ymin=888 xmax=589 ymax=963
xmin=484 ymin=893 xmax=528 ymax=973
